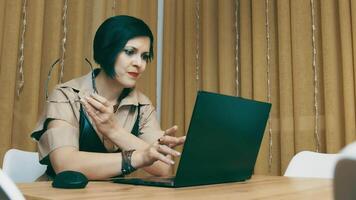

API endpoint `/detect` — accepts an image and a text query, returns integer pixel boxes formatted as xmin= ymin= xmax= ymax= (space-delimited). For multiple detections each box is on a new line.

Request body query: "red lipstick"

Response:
xmin=128 ymin=72 xmax=139 ymax=78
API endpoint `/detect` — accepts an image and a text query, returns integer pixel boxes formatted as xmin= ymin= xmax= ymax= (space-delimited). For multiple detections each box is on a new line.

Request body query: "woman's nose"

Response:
xmin=132 ymin=55 xmax=145 ymax=68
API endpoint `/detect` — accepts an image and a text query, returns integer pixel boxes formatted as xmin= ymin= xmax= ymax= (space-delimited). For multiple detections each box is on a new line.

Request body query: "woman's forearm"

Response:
xmin=50 ymin=147 xmax=124 ymax=180
xmin=107 ymin=126 xmax=150 ymax=150
xmin=50 ymin=146 xmax=172 ymax=179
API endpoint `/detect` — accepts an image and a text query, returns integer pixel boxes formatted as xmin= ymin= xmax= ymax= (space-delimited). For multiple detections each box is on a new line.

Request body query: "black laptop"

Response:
xmin=113 ymin=91 xmax=271 ymax=187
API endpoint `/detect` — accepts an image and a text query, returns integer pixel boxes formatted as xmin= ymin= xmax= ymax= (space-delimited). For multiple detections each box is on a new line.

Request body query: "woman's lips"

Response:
xmin=128 ymin=72 xmax=139 ymax=78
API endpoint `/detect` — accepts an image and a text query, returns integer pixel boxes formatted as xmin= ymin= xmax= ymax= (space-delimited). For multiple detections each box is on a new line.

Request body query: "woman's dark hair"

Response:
xmin=93 ymin=15 xmax=154 ymax=78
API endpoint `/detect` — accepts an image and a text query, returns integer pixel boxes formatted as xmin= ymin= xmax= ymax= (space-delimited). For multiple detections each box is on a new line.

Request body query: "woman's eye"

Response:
xmin=124 ymin=49 xmax=135 ymax=56
xmin=142 ymin=54 xmax=150 ymax=62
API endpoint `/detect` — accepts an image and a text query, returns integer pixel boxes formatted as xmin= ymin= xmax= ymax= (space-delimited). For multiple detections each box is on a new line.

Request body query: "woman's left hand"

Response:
xmin=80 ymin=93 xmax=120 ymax=138
xmin=132 ymin=127 xmax=186 ymax=168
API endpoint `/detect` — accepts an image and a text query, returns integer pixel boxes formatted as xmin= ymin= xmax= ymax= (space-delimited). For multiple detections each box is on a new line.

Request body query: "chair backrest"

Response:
xmin=0 ymin=168 xmax=25 ymax=200
xmin=284 ymin=151 xmax=340 ymax=179
xmin=2 ymin=149 xmax=46 ymax=183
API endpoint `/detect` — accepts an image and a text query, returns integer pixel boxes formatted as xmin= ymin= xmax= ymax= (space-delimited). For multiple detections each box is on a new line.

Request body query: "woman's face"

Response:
xmin=113 ymin=36 xmax=150 ymax=88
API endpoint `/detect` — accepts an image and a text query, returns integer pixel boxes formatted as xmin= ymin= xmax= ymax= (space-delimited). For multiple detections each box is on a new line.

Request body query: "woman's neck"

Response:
xmin=95 ymin=71 xmax=123 ymax=104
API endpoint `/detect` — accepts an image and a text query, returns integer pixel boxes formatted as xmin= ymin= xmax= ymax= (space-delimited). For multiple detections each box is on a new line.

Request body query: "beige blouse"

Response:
xmin=31 ymin=70 xmax=163 ymax=162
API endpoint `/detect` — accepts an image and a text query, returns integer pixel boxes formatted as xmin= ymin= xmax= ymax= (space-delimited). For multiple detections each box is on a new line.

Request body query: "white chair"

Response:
xmin=284 ymin=151 xmax=340 ymax=179
xmin=339 ymin=141 xmax=356 ymax=156
xmin=0 ymin=168 xmax=25 ymax=200
xmin=2 ymin=149 xmax=46 ymax=183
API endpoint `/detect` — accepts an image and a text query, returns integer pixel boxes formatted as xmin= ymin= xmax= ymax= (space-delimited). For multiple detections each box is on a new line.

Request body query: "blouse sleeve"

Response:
xmin=31 ymin=87 xmax=80 ymax=163
xmin=138 ymin=104 xmax=164 ymax=144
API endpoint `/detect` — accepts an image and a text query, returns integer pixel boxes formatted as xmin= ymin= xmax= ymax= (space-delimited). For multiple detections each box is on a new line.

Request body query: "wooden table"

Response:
xmin=17 ymin=175 xmax=333 ymax=200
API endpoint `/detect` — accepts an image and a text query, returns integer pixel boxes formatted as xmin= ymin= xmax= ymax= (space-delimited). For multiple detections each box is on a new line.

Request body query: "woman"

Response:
xmin=31 ymin=15 xmax=185 ymax=180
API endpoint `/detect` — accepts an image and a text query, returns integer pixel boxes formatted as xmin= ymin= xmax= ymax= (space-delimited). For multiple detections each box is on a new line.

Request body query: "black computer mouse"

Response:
xmin=52 ymin=170 xmax=88 ymax=189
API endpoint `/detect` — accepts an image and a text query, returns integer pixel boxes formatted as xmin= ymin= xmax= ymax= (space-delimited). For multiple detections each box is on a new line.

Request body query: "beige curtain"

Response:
xmin=161 ymin=0 xmax=356 ymax=175
xmin=0 ymin=0 xmax=158 ymax=169
xmin=1 ymin=0 xmax=356 ymax=176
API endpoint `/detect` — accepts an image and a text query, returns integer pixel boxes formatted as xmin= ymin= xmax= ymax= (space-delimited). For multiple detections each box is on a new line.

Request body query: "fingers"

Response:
xmin=179 ymin=136 xmax=186 ymax=144
xmin=81 ymin=93 xmax=112 ymax=114
xmin=90 ymin=93 xmax=111 ymax=107
xmin=158 ymin=135 xmax=185 ymax=146
xmin=80 ymin=97 xmax=109 ymax=124
xmin=80 ymin=99 xmax=103 ymax=123
xmin=151 ymin=144 xmax=179 ymax=165
xmin=158 ymin=125 xmax=186 ymax=148
xmin=143 ymin=142 xmax=181 ymax=166
xmin=164 ymin=125 xmax=178 ymax=136
xmin=153 ymin=151 xmax=175 ymax=165
xmin=80 ymin=98 xmax=95 ymax=115
xmin=85 ymin=96 xmax=108 ymax=113
xmin=156 ymin=144 xmax=181 ymax=157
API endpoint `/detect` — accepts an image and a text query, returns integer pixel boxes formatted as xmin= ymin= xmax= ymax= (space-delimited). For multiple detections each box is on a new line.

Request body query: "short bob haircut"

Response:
xmin=93 ymin=15 xmax=154 ymax=78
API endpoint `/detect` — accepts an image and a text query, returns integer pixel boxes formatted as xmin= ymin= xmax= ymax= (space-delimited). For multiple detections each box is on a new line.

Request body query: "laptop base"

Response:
xmin=112 ymin=176 xmax=250 ymax=188
xmin=113 ymin=177 xmax=175 ymax=187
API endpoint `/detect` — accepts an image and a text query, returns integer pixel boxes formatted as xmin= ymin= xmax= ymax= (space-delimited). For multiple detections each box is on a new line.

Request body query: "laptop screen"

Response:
xmin=174 ymin=91 xmax=271 ymax=187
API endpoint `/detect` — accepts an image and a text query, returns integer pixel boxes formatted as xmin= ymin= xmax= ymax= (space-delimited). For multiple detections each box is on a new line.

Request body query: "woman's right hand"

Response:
xmin=80 ymin=93 xmax=122 ymax=139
